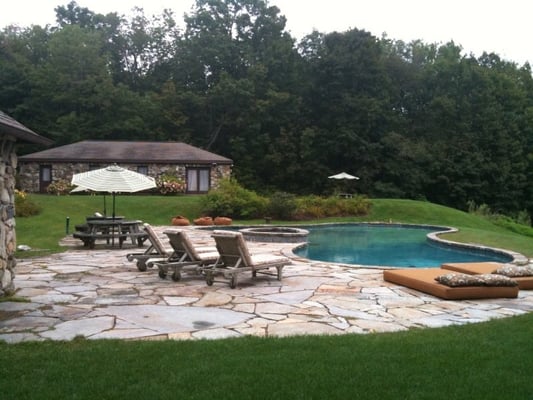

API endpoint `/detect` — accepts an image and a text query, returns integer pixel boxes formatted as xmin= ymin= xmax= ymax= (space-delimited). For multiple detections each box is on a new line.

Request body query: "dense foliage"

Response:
xmin=201 ymin=178 xmax=268 ymax=218
xmin=3 ymin=0 xmax=533 ymax=216
xmin=200 ymin=178 xmax=371 ymax=220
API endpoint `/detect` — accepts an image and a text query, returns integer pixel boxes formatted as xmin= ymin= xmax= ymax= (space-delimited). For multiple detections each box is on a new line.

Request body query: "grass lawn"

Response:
xmin=5 ymin=195 xmax=533 ymax=399
xmin=1 ymin=314 xmax=533 ymax=399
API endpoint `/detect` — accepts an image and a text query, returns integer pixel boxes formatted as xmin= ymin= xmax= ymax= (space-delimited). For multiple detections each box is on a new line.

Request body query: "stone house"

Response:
xmin=18 ymin=140 xmax=233 ymax=194
xmin=0 ymin=111 xmax=53 ymax=296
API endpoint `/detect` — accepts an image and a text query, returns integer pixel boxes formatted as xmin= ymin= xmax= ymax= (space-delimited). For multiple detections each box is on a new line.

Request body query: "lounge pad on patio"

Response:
xmin=441 ymin=262 xmax=533 ymax=290
xmin=383 ymin=268 xmax=519 ymax=300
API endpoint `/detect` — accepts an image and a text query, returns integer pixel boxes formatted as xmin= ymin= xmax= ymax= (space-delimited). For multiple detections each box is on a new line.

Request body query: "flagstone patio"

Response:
xmin=1 ymin=226 xmax=532 ymax=343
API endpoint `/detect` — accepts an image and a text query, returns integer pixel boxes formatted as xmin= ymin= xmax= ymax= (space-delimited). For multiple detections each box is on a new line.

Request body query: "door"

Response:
xmin=39 ymin=165 xmax=52 ymax=193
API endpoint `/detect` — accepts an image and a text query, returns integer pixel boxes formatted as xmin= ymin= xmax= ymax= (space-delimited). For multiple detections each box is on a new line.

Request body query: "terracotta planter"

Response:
xmin=193 ymin=216 xmax=214 ymax=226
xmin=171 ymin=216 xmax=190 ymax=226
xmin=214 ymin=216 xmax=232 ymax=225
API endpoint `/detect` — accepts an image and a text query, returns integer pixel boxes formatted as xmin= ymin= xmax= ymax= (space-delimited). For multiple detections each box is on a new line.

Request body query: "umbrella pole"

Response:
xmin=103 ymin=195 xmax=107 ymax=216
xmin=112 ymin=193 xmax=116 ymax=246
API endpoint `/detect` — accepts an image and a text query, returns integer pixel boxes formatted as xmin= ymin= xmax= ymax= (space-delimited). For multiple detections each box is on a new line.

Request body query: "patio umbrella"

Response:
xmin=328 ymin=172 xmax=360 ymax=180
xmin=70 ymin=185 xmax=109 ymax=215
xmin=328 ymin=172 xmax=359 ymax=196
xmin=71 ymin=165 xmax=156 ymax=218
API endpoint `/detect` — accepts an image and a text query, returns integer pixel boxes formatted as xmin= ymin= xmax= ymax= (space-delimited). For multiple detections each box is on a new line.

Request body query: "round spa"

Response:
xmin=239 ymin=227 xmax=309 ymax=243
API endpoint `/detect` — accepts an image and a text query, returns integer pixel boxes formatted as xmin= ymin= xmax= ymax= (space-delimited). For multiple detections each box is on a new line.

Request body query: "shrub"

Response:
xmin=467 ymin=200 xmax=492 ymax=217
xmin=294 ymin=195 xmax=326 ymax=219
xmin=156 ymin=174 xmax=185 ymax=195
xmin=46 ymin=179 xmax=75 ymax=195
xmin=294 ymin=195 xmax=371 ymax=220
xmin=201 ymin=179 xmax=267 ymax=219
xmin=266 ymin=192 xmax=297 ymax=220
xmin=516 ymin=210 xmax=531 ymax=226
xmin=15 ymin=190 xmax=41 ymax=217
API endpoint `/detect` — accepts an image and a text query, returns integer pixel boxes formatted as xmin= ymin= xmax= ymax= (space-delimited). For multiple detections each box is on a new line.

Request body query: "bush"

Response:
xmin=15 ymin=190 xmax=41 ymax=217
xmin=155 ymin=174 xmax=186 ymax=195
xmin=201 ymin=179 xmax=267 ymax=219
xmin=46 ymin=179 xmax=75 ymax=195
xmin=266 ymin=192 xmax=297 ymax=220
xmin=294 ymin=195 xmax=371 ymax=220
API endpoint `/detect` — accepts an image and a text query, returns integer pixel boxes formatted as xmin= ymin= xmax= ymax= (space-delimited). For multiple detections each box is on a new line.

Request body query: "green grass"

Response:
xmin=15 ymin=194 xmax=205 ymax=255
xmin=6 ymin=195 xmax=533 ymax=398
xmin=1 ymin=313 xmax=533 ymax=399
xmin=15 ymin=196 xmax=533 ymax=257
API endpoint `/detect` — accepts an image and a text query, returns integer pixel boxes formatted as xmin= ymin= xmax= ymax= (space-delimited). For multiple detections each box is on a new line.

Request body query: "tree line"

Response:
xmin=2 ymin=0 xmax=533 ymax=216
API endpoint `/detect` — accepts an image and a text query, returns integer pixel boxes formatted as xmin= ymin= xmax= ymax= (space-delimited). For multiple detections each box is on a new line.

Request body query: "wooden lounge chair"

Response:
xmin=441 ymin=262 xmax=533 ymax=290
xmin=205 ymin=230 xmax=291 ymax=288
xmin=126 ymin=223 xmax=175 ymax=271
xmin=383 ymin=268 xmax=519 ymax=300
xmin=155 ymin=229 xmax=219 ymax=281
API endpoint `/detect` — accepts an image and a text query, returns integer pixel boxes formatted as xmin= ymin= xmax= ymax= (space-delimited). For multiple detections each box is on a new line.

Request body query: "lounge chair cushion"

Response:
xmin=493 ymin=264 xmax=533 ymax=277
xmin=435 ymin=273 xmax=485 ymax=287
xmin=435 ymin=272 xmax=518 ymax=287
xmin=383 ymin=268 xmax=519 ymax=300
xmin=249 ymin=253 xmax=289 ymax=266
xmin=441 ymin=262 xmax=533 ymax=290
xmin=162 ymin=229 xmax=218 ymax=263
xmin=476 ymin=274 xmax=518 ymax=287
xmin=143 ymin=223 xmax=171 ymax=255
xmin=196 ymin=251 xmax=220 ymax=262
xmin=212 ymin=230 xmax=255 ymax=266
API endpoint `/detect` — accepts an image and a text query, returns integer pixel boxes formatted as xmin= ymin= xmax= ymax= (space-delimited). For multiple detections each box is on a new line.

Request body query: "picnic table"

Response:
xmin=73 ymin=218 xmax=147 ymax=249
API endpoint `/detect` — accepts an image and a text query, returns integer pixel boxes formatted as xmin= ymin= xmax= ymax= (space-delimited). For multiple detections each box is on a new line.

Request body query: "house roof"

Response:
xmin=0 ymin=111 xmax=53 ymax=146
xmin=18 ymin=140 xmax=233 ymax=165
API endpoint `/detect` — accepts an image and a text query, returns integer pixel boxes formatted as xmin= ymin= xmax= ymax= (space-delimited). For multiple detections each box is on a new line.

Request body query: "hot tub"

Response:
xmin=239 ymin=227 xmax=309 ymax=243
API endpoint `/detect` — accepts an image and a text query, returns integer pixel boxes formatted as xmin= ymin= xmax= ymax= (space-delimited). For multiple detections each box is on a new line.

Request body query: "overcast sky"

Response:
xmin=1 ymin=0 xmax=531 ymax=65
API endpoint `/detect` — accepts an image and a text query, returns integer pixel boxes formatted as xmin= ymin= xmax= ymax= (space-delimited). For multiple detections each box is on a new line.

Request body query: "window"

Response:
xmin=186 ymin=168 xmax=210 ymax=193
xmin=137 ymin=166 xmax=148 ymax=175
xmin=39 ymin=165 xmax=52 ymax=193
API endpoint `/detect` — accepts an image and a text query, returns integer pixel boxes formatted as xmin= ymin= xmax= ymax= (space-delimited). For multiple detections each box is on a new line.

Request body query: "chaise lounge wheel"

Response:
xmin=136 ymin=260 xmax=147 ymax=272
xmin=206 ymin=271 xmax=214 ymax=286
xmin=158 ymin=269 xmax=167 ymax=279
xmin=126 ymin=254 xmax=134 ymax=262
xmin=171 ymin=271 xmax=181 ymax=281
xmin=229 ymin=275 xmax=237 ymax=289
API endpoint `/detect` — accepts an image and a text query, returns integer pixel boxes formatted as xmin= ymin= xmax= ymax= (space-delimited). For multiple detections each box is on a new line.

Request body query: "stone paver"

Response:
xmin=1 ymin=226 xmax=532 ymax=343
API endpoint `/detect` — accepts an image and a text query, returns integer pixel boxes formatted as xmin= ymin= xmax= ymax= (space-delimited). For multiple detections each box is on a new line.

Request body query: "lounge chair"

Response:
xmin=383 ymin=268 xmax=519 ymax=300
xmin=441 ymin=262 xmax=533 ymax=290
xmin=204 ymin=230 xmax=291 ymax=288
xmin=155 ymin=229 xmax=219 ymax=281
xmin=126 ymin=223 xmax=175 ymax=271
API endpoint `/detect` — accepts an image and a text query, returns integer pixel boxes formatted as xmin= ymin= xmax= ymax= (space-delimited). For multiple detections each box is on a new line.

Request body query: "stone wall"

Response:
xmin=17 ymin=162 xmax=232 ymax=193
xmin=0 ymin=135 xmax=17 ymax=295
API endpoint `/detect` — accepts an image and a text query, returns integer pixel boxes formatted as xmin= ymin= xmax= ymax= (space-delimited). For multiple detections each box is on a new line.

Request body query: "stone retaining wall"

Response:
xmin=0 ymin=135 xmax=17 ymax=295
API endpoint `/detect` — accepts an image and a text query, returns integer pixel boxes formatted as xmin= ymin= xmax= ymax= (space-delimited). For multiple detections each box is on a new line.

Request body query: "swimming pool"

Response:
xmin=293 ymin=224 xmax=513 ymax=267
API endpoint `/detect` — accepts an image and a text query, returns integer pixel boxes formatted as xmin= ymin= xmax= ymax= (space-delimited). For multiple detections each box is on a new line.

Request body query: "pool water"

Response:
xmin=294 ymin=224 xmax=512 ymax=267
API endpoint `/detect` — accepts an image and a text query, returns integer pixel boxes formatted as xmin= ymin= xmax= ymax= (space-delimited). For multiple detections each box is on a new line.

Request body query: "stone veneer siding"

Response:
xmin=17 ymin=162 xmax=231 ymax=193
xmin=0 ymin=135 xmax=17 ymax=295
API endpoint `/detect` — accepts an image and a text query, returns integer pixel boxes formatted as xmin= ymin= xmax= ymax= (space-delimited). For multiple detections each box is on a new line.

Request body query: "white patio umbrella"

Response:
xmin=70 ymin=185 xmax=110 ymax=216
xmin=328 ymin=172 xmax=359 ymax=196
xmin=71 ymin=165 xmax=156 ymax=218
xmin=328 ymin=172 xmax=360 ymax=180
